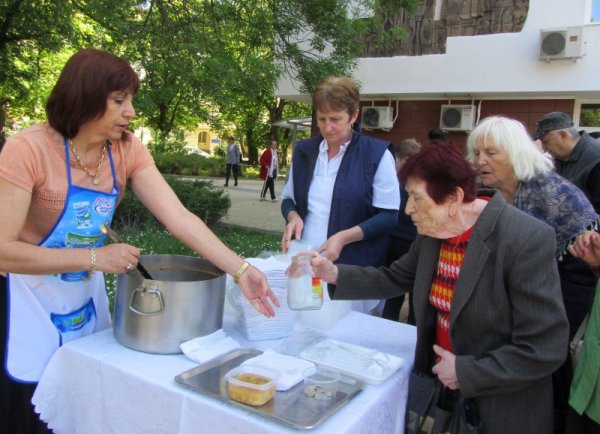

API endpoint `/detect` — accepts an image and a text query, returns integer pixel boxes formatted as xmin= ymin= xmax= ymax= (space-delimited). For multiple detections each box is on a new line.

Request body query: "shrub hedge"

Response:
xmin=112 ymin=175 xmax=231 ymax=233
xmin=151 ymin=153 xmax=272 ymax=179
xmin=152 ymin=153 xmax=228 ymax=177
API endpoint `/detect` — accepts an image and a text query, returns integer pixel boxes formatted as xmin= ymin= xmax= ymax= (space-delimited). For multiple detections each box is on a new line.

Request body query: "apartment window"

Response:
xmin=578 ymin=103 xmax=600 ymax=130
xmin=197 ymin=131 xmax=208 ymax=147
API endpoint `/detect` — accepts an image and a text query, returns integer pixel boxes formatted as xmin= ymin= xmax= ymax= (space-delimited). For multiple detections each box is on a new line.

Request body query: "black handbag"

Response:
xmin=405 ymin=372 xmax=483 ymax=434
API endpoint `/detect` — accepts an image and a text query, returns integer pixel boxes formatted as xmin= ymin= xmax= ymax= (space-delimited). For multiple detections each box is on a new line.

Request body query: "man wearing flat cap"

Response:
xmin=534 ymin=111 xmax=600 ymax=213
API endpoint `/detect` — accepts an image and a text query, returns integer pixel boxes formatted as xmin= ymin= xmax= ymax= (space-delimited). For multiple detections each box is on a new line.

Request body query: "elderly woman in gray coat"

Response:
xmin=309 ymin=141 xmax=569 ymax=434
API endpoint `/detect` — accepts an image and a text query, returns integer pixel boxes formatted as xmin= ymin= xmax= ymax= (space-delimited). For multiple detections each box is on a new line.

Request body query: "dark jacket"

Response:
xmin=332 ymin=191 xmax=569 ymax=434
xmin=556 ymin=132 xmax=600 ymax=213
xmin=389 ymin=187 xmax=417 ymax=242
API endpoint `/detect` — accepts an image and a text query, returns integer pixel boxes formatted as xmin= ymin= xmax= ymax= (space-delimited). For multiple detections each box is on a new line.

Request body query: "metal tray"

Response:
xmin=175 ymin=348 xmax=365 ymax=430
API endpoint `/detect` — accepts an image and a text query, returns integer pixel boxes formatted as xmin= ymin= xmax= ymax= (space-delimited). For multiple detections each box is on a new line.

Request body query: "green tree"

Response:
xmin=0 ymin=0 xmax=76 ymax=148
xmin=1 ymin=0 xmax=417 ymax=154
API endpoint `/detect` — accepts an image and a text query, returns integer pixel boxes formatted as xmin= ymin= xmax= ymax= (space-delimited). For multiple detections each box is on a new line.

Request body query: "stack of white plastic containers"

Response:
xmin=227 ymin=240 xmax=352 ymax=341
xmin=228 ymin=256 xmax=295 ymax=341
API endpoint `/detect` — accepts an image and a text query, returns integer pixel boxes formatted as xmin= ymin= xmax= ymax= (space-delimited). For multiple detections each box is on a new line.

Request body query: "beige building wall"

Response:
xmin=183 ymin=125 xmax=223 ymax=154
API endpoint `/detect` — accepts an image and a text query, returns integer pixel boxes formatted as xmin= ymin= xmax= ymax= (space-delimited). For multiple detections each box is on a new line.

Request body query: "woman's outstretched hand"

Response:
xmin=237 ymin=265 xmax=280 ymax=317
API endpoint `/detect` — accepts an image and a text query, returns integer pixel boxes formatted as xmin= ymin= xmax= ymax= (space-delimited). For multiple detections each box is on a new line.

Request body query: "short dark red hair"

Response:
xmin=46 ymin=48 xmax=140 ymax=138
xmin=399 ymin=140 xmax=478 ymax=204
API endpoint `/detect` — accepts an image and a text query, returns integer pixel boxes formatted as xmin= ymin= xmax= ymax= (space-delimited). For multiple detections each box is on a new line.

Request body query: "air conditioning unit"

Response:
xmin=539 ymin=27 xmax=584 ymax=61
xmin=361 ymin=106 xmax=394 ymax=129
xmin=439 ymin=105 xmax=475 ymax=132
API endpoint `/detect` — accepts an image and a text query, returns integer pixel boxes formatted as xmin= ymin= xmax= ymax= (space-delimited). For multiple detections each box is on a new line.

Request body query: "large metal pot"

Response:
xmin=113 ymin=254 xmax=226 ymax=354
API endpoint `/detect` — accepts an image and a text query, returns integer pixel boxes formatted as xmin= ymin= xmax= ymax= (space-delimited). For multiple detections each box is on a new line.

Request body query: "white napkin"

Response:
xmin=180 ymin=329 xmax=240 ymax=364
xmin=242 ymin=348 xmax=315 ymax=391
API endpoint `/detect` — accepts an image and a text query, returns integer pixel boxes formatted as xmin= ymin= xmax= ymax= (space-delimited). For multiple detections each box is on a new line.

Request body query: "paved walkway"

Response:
xmin=204 ymin=177 xmax=288 ymax=235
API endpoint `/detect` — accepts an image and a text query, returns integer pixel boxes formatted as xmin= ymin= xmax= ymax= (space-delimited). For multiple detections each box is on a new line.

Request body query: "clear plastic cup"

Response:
xmin=303 ymin=367 xmax=341 ymax=400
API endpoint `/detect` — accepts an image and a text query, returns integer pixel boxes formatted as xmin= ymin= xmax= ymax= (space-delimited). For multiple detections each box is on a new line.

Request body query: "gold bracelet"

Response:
xmin=89 ymin=248 xmax=97 ymax=278
xmin=234 ymin=261 xmax=251 ymax=284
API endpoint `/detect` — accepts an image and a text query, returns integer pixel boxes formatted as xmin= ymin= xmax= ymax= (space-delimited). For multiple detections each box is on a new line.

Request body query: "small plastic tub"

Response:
xmin=303 ymin=366 xmax=341 ymax=400
xmin=225 ymin=365 xmax=277 ymax=406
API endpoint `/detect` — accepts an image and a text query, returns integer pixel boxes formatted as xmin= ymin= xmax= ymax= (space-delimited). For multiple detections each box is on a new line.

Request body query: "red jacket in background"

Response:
xmin=259 ymin=147 xmax=276 ymax=180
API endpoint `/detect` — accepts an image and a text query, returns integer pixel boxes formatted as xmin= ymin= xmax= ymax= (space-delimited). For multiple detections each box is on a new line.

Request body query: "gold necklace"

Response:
xmin=69 ymin=140 xmax=106 ymax=186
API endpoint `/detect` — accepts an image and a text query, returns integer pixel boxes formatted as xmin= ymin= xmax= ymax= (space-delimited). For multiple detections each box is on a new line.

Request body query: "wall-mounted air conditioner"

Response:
xmin=439 ymin=105 xmax=475 ymax=132
xmin=361 ymin=106 xmax=394 ymax=129
xmin=539 ymin=27 xmax=584 ymax=61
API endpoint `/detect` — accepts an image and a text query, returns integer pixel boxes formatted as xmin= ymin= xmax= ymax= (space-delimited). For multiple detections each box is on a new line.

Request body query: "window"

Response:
xmin=594 ymin=0 xmax=600 ymax=22
xmin=197 ymin=131 xmax=208 ymax=148
xmin=575 ymin=101 xmax=600 ymax=133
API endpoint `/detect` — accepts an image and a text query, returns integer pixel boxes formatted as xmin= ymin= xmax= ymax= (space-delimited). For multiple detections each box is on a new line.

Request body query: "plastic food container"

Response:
xmin=225 ymin=365 xmax=277 ymax=406
xmin=303 ymin=367 xmax=341 ymax=400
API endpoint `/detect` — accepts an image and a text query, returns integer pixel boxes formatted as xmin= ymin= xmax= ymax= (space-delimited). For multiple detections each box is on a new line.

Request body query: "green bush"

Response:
xmin=153 ymin=152 xmax=233 ymax=177
xmin=151 ymin=152 xmax=262 ymax=178
xmin=112 ymin=175 xmax=230 ymax=233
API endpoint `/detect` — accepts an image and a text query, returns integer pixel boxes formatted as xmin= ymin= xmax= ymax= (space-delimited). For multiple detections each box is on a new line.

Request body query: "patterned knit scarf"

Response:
xmin=429 ymin=227 xmax=473 ymax=353
xmin=513 ymin=171 xmax=599 ymax=259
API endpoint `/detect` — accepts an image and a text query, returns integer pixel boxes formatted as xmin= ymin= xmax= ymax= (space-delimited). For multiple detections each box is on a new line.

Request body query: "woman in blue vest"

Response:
xmin=0 ymin=48 xmax=278 ymax=434
xmin=280 ymin=76 xmax=399 ymax=313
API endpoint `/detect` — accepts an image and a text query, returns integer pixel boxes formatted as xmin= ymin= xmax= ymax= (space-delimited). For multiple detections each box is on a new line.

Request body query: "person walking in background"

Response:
xmin=381 ymin=138 xmax=420 ymax=323
xmin=310 ymin=140 xmax=569 ymax=434
xmin=533 ymin=112 xmax=600 ymax=213
xmin=259 ymin=139 xmax=279 ymax=202
xmin=224 ymin=136 xmax=241 ymax=187
xmin=0 ymin=48 xmax=278 ymax=434
xmin=280 ymin=75 xmax=399 ymax=314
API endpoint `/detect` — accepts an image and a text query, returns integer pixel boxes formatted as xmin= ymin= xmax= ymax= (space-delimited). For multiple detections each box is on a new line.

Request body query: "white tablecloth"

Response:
xmin=33 ymin=311 xmax=416 ymax=434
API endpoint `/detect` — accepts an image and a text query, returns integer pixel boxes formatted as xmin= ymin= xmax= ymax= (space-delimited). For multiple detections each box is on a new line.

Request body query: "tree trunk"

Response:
xmin=0 ymin=98 xmax=9 ymax=152
xmin=245 ymin=129 xmax=258 ymax=164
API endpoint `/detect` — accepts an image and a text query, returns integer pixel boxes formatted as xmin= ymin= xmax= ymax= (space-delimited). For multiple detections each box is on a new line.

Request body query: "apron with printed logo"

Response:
xmin=5 ymin=139 xmax=118 ymax=382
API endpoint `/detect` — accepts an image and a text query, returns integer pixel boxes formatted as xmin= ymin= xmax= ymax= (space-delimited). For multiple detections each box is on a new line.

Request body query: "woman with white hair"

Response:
xmin=467 ymin=115 xmax=599 ymax=432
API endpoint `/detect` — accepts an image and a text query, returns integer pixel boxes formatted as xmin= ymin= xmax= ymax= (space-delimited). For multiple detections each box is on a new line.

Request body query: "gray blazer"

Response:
xmin=333 ymin=191 xmax=568 ymax=434
xmin=226 ymin=143 xmax=241 ymax=164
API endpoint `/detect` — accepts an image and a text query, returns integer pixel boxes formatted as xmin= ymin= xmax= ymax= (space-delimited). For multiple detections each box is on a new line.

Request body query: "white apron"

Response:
xmin=6 ymin=139 xmax=118 ymax=382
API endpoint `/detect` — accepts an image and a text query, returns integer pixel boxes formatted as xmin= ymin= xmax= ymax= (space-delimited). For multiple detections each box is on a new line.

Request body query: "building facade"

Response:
xmin=275 ymin=0 xmax=600 ymax=151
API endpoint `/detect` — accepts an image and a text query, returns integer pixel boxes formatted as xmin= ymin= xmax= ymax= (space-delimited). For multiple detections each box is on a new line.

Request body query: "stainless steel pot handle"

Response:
xmin=128 ymin=286 xmax=164 ymax=316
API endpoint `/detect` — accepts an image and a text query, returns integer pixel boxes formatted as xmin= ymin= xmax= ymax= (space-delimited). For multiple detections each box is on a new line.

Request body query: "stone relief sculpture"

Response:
xmin=361 ymin=0 xmax=529 ymax=57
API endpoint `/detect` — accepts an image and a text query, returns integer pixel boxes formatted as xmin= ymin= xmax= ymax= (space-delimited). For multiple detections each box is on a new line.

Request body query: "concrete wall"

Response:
xmin=276 ymin=1 xmax=600 ymax=149
xmin=276 ymin=0 xmax=599 ymax=100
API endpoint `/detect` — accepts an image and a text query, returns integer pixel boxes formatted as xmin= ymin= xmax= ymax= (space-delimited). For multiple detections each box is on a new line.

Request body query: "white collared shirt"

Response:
xmin=269 ymin=149 xmax=278 ymax=177
xmin=281 ymin=139 xmax=399 ymax=248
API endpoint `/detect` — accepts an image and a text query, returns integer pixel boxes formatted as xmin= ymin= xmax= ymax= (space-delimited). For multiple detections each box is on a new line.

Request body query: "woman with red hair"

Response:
xmin=309 ymin=140 xmax=569 ymax=434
